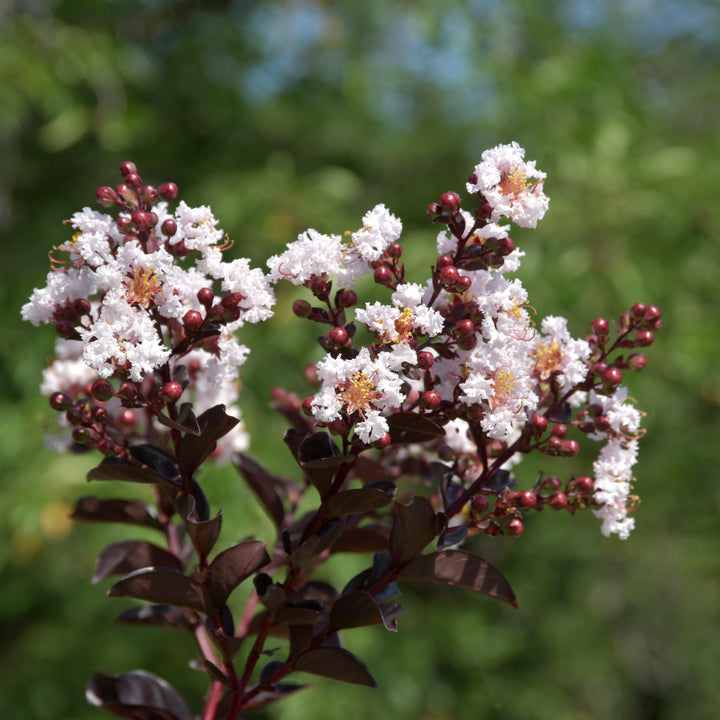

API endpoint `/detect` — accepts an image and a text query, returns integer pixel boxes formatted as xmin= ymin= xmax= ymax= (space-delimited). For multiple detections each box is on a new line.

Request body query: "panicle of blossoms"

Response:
xmin=22 ymin=162 xmax=274 ymax=462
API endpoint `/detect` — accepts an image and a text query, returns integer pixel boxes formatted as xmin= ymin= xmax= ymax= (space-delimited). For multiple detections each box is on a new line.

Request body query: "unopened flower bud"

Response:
xmin=439 ymin=191 xmax=461 ymax=213
xmin=119 ymin=161 xmax=137 ymax=177
xmin=119 ymin=409 xmax=138 ymax=426
xmin=455 ymin=276 xmax=473 ymax=293
xmin=158 ymin=182 xmax=179 ymax=201
xmin=516 ymin=490 xmax=537 ymax=509
xmin=426 ymin=202 xmax=442 ymax=219
xmin=531 ymin=414 xmax=548 ymax=433
xmin=337 ymin=289 xmax=358 ymax=308
xmin=561 ymin=439 xmax=579 ymax=456
xmin=602 ymin=367 xmax=623 ymax=387
xmin=118 ymin=381 xmax=139 ymax=400
xmin=417 ymin=351 xmax=434 ymax=370
xmin=454 ymin=319 xmax=475 ymax=336
xmin=197 ymin=288 xmax=214 ymax=309
xmin=549 ymin=492 xmax=568 ymax=510
xmin=292 ymin=299 xmax=312 ymax=318
xmin=116 ymin=216 xmax=133 ymax=234
xmin=506 ymin=518 xmax=524 ymax=536
xmin=374 ymin=266 xmax=393 ymax=285
xmin=575 ymin=476 xmax=594 ymax=493
xmin=73 ymin=298 xmax=91 ymax=317
xmin=328 ymin=327 xmax=349 ymax=347
xmin=131 ymin=210 xmax=152 ymax=230
xmin=436 ymin=254 xmax=454 ymax=269
xmin=439 ymin=265 xmax=459 ymax=288
xmin=49 ymin=392 xmax=73 ymax=412
xmin=628 ymin=353 xmax=647 ymax=371
xmin=472 ymin=495 xmax=489 ymax=513
xmin=159 ymin=382 xmax=183 ymax=403
xmin=95 ymin=186 xmax=118 ymax=207
xmin=55 ymin=320 xmax=80 ymax=340
xmin=551 ymin=423 xmax=567 ymax=439
xmin=420 ymin=390 xmax=442 ymax=410
xmin=183 ymin=310 xmax=203 ymax=332
xmin=631 ymin=302 xmax=647 ymax=318
xmin=643 ymin=305 xmax=661 ymax=324
xmin=496 ymin=236 xmax=515 ymax=256
xmin=372 ymin=432 xmax=392 ymax=449
xmin=72 ymin=426 xmax=93 ymax=444
xmin=91 ymin=379 xmax=114 ymax=401
xmin=635 ymin=330 xmax=654 ymax=347
xmin=140 ymin=185 xmax=158 ymax=204
xmin=592 ymin=317 xmax=609 ymax=335
xmin=160 ymin=218 xmax=177 ymax=237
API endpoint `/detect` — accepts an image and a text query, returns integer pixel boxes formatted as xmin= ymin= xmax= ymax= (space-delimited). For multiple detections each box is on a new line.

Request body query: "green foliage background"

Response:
xmin=1 ymin=1 xmax=719 ymax=718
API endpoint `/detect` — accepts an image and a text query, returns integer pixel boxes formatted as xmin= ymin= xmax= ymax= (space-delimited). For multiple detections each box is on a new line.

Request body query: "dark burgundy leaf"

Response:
xmin=188 ymin=659 xmax=228 ymax=684
xmin=294 ymin=647 xmax=376 ymax=687
xmin=235 ymin=454 xmax=286 ymax=528
xmin=277 ymin=600 xmax=324 ymax=625
xmin=177 ymin=404 xmax=239 ymax=477
xmin=260 ymin=661 xmax=284 ymax=684
xmin=283 ymin=428 xmax=308 ymax=462
xmin=116 ymin=605 xmax=196 ymax=632
xmin=93 ymin=541 xmax=183 ymax=583
xmin=324 ymin=485 xmax=395 ymax=518
xmin=387 ymin=412 xmax=445 ymax=444
xmin=71 ymin=497 xmax=162 ymax=531
xmin=480 ymin=469 xmax=515 ymax=493
xmin=546 ymin=402 xmax=572 ymax=423
xmin=85 ymin=669 xmax=192 ymax=720
xmin=108 ymin=568 xmax=212 ymax=614
xmin=396 ymin=549 xmax=518 ymax=607
xmin=254 ymin=574 xmax=288 ymax=612
xmin=130 ymin=445 xmax=181 ymax=482
xmin=152 ymin=403 xmax=200 ymax=436
xmin=297 ymin=432 xmax=340 ymax=464
xmin=213 ymin=635 xmax=244 ymax=662
xmin=332 ymin=523 xmax=390 ymax=554
xmin=186 ymin=507 xmax=222 ymax=561
xmin=207 ymin=540 xmax=270 ymax=609
xmin=329 ymin=591 xmax=383 ymax=631
xmin=390 ymin=497 xmax=439 ymax=562
xmin=229 ymin=683 xmax=305 ymax=712
xmin=87 ymin=458 xmax=179 ymax=489
xmin=288 ymin=624 xmax=314 ymax=659
xmin=378 ymin=600 xmax=403 ymax=631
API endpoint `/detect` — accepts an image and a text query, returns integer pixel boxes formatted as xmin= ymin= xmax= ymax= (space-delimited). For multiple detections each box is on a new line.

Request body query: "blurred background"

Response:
xmin=1 ymin=1 xmax=719 ymax=718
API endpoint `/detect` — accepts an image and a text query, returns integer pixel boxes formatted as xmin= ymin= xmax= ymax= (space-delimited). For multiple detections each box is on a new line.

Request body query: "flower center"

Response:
xmin=500 ymin=166 xmax=532 ymax=197
xmin=393 ymin=307 xmax=415 ymax=343
xmin=123 ymin=267 xmax=162 ymax=309
xmin=534 ymin=339 xmax=563 ymax=377
xmin=338 ymin=371 xmax=381 ymax=416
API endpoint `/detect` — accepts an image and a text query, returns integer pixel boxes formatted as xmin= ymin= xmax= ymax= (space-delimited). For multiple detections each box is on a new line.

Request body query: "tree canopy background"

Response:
xmin=1 ymin=1 xmax=719 ymax=719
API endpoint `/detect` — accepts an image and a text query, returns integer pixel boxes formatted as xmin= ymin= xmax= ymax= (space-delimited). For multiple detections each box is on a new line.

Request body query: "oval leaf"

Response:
xmin=329 ymin=591 xmax=383 ymax=631
xmin=71 ymin=497 xmax=162 ymax=531
xmin=87 ymin=459 xmax=179 ymax=489
xmin=116 ymin=604 xmax=196 ymax=633
xmin=108 ymin=567 xmax=212 ymax=614
xmin=93 ymin=541 xmax=183 ymax=584
xmin=294 ymin=647 xmax=376 ymax=687
xmin=396 ymin=549 xmax=518 ymax=607
xmin=177 ymin=404 xmax=239 ymax=477
xmin=235 ymin=454 xmax=286 ymax=528
xmin=186 ymin=507 xmax=222 ymax=561
xmin=387 ymin=412 xmax=445 ymax=444
xmin=325 ymin=487 xmax=394 ymax=518
xmin=86 ymin=669 xmax=193 ymax=720
xmin=207 ymin=540 xmax=270 ymax=609
xmin=390 ymin=497 xmax=438 ymax=562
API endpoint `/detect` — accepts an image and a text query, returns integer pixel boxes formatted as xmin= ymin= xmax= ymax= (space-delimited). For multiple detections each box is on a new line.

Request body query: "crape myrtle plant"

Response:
xmin=21 ymin=143 xmax=662 ymax=720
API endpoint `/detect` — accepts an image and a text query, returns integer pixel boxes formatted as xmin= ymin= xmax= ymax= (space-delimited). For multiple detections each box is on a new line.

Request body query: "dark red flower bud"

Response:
xmin=426 ymin=202 xmax=442 ymax=219
xmin=91 ymin=379 xmax=114 ymax=401
xmin=302 ymin=396 xmax=315 ymax=416
xmin=436 ymin=254 xmax=454 ymax=269
xmin=125 ymin=173 xmax=142 ymax=188
xmin=631 ymin=302 xmax=647 ymax=318
xmin=197 ymin=287 xmax=214 ymax=308
xmin=131 ymin=210 xmax=152 ymax=230
xmin=372 ymin=432 xmax=392 ymax=449
xmin=455 ymin=275 xmax=473 ymax=293
xmin=73 ymin=298 xmax=91 ymax=317
xmin=531 ymin=414 xmax=548 ymax=433
xmin=496 ymin=236 xmax=515 ymax=256
xmin=594 ymin=415 xmax=610 ymax=432
xmin=549 ymin=492 xmax=568 ymax=509
xmin=593 ymin=361 xmax=609 ymax=376
xmin=158 ymin=182 xmax=179 ymax=201
xmin=161 ymin=218 xmax=177 ymax=237
xmin=592 ymin=317 xmax=609 ymax=335
xmin=95 ymin=186 xmax=118 ymax=207
xmin=421 ymin=390 xmax=442 ymax=410
xmin=72 ymin=426 xmax=93 ymax=444
xmin=119 ymin=161 xmax=137 ymax=177
xmin=644 ymin=305 xmax=661 ymax=323
xmin=49 ymin=392 xmax=73 ymax=412
xmin=98 ymin=438 xmax=121 ymax=457
xmin=417 ymin=351 xmax=435 ymax=370
xmin=118 ymin=381 xmax=139 ymax=401
xmin=92 ymin=406 xmax=108 ymax=423
xmin=116 ymin=216 xmax=133 ymax=234
xmin=561 ymin=439 xmax=580 ymax=456
xmin=506 ymin=518 xmax=524 ymax=536
xmin=602 ymin=367 xmax=623 ymax=387
xmin=159 ymin=382 xmax=183 ymax=403
xmin=472 ymin=495 xmax=489 ymax=513
xmin=439 ymin=191 xmax=461 ymax=213
xmin=329 ymin=327 xmax=349 ymax=347
xmin=55 ymin=320 xmax=80 ymax=340
xmin=140 ymin=185 xmax=158 ymax=204
xmin=119 ymin=409 xmax=137 ymax=426
xmin=292 ymin=299 xmax=312 ymax=318
xmin=575 ymin=476 xmax=594 ymax=493
xmin=183 ymin=310 xmax=203 ymax=332
xmin=374 ymin=266 xmax=393 ymax=285
xmin=551 ymin=423 xmax=567 ymax=439
xmin=636 ymin=330 xmax=654 ymax=347
xmin=439 ymin=265 xmax=459 ymax=288
xmin=454 ymin=319 xmax=475 ymax=336
xmin=337 ymin=289 xmax=358 ymax=308
xmin=517 ymin=490 xmax=537 ymax=509
xmin=387 ymin=243 xmax=403 ymax=258
xmin=66 ymin=406 xmax=85 ymax=426
xmin=628 ymin=353 xmax=647 ymax=371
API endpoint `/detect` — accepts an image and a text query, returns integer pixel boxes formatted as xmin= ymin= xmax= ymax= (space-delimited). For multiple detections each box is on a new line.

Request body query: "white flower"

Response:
xmin=466 ymin=141 xmax=549 ymax=228
xmin=266 ymin=229 xmax=345 ymax=284
xmin=592 ymin=438 xmax=639 ymax=539
xmin=533 ymin=316 xmax=591 ymax=392
xmin=173 ymin=201 xmax=225 ymax=252
xmin=443 ymin=418 xmax=476 ymax=455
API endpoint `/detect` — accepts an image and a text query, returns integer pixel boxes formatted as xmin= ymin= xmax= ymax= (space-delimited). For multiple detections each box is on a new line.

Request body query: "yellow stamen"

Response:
xmin=123 ymin=267 xmax=161 ymax=308
xmin=534 ymin=339 xmax=563 ymax=377
xmin=338 ymin=371 xmax=380 ymax=415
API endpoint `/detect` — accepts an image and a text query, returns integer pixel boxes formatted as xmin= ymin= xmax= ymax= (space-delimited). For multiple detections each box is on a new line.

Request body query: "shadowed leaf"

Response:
xmin=186 ymin=505 xmax=222 ymax=561
xmin=86 ymin=669 xmax=192 ymax=720
xmin=397 ymin=549 xmax=517 ymax=607
xmin=108 ymin=568 xmax=212 ymax=614
xmin=87 ymin=459 xmax=179 ymax=489
xmin=390 ymin=497 xmax=439 ymax=562
xmin=294 ymin=647 xmax=376 ymax=687
xmin=152 ymin=403 xmax=200 ymax=436
xmin=93 ymin=541 xmax=183 ymax=584
xmin=71 ymin=497 xmax=162 ymax=531
xmin=332 ymin=523 xmax=390 ymax=554
xmin=177 ymin=404 xmax=239 ymax=477
xmin=329 ymin=591 xmax=384 ymax=631
xmin=235 ymin=454 xmax=286 ymax=528
xmin=387 ymin=412 xmax=445 ymax=444
xmin=324 ymin=484 xmax=395 ymax=517
xmin=116 ymin=605 xmax=196 ymax=633
xmin=207 ymin=540 xmax=270 ymax=609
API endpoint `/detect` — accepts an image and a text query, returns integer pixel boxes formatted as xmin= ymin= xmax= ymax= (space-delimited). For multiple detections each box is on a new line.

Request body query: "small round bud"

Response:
xmin=439 ymin=265 xmax=459 ymax=288
xmin=455 ymin=275 xmax=472 ymax=293
xmin=337 ymin=289 xmax=358 ymax=308
xmin=140 ymin=185 xmax=157 ymax=204
xmin=631 ymin=302 xmax=647 ymax=318
xmin=119 ymin=409 xmax=138 ymax=426
xmin=131 ymin=209 xmax=152 ymax=230
xmin=119 ymin=161 xmax=137 ymax=177
xmin=506 ymin=518 xmax=524 ymax=536
xmin=118 ymin=382 xmax=139 ymax=401
xmin=531 ymin=414 xmax=548 ymax=433
xmin=426 ymin=202 xmax=442 ymax=219
xmin=183 ymin=310 xmax=203 ymax=332
xmin=517 ymin=490 xmax=537 ymax=509
xmin=95 ymin=186 xmax=118 ymax=207
xmin=55 ymin=320 xmax=80 ymax=340
xmin=457 ymin=334 xmax=478 ymax=351
xmin=158 ymin=182 xmax=179 ymax=201
xmin=328 ymin=327 xmax=349 ymax=347
xmin=549 ymin=492 xmax=568 ymax=510
xmin=602 ymin=367 xmax=623 ymax=387
xmin=551 ymin=423 xmax=567 ymax=439
xmin=161 ymin=218 xmax=177 ymax=237
xmin=636 ymin=330 xmax=654 ymax=347
xmin=92 ymin=406 xmax=108 ymax=423
xmin=628 ymin=353 xmax=647 ymax=371
xmin=116 ymin=216 xmax=133 ymax=234
xmin=91 ymin=379 xmax=114 ymax=402
xmin=308 ymin=275 xmax=329 ymax=297
xmin=73 ymin=298 xmax=91 ymax=317
xmin=374 ymin=266 xmax=393 ymax=285
xmin=292 ymin=299 xmax=312 ymax=318
xmin=372 ymin=432 xmax=392 ymax=449
xmin=496 ymin=236 xmax=515 ymax=256
xmin=159 ymin=382 xmax=183 ymax=403
xmin=436 ymin=254 xmax=454 ymax=269
xmin=472 ymin=495 xmax=489 ymax=513
xmin=328 ymin=418 xmax=347 ymax=436
xmin=561 ymin=439 xmax=580 ymax=456
xmin=592 ymin=317 xmax=609 ymax=335
xmin=644 ymin=305 xmax=661 ymax=323
xmin=594 ymin=415 xmax=611 ymax=432
xmin=49 ymin=392 xmax=73 ymax=412
xmin=439 ymin=191 xmax=461 ymax=213
xmin=454 ymin=319 xmax=475 ymax=336
xmin=476 ymin=201 xmax=493 ymax=219
xmin=98 ymin=439 xmax=121 ymax=457
xmin=301 ymin=396 xmax=315 ymax=417
xmin=548 ymin=436 xmax=562 ymax=451
xmin=72 ymin=426 xmax=93 ymax=444
xmin=593 ymin=361 xmax=609 ymax=376
xmin=197 ymin=288 xmax=214 ymax=309
xmin=387 ymin=243 xmax=403 ymax=258
xmin=575 ymin=476 xmax=594 ymax=493
xmin=420 ymin=391 xmax=442 ymax=410
xmin=125 ymin=173 xmax=142 ymax=188
xmin=417 ymin=351 xmax=435 ymax=370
